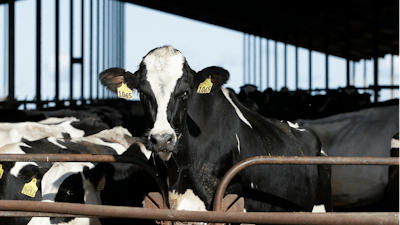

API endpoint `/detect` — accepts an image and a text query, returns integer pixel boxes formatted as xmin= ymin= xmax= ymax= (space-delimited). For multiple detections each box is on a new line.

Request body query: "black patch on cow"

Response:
xmin=51 ymin=173 xmax=85 ymax=224
xmin=186 ymin=114 xmax=201 ymax=137
xmin=71 ymin=118 xmax=109 ymax=136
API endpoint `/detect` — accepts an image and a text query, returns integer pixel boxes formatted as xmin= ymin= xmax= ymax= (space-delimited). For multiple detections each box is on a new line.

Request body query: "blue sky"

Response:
xmin=0 ymin=1 xmax=398 ymax=105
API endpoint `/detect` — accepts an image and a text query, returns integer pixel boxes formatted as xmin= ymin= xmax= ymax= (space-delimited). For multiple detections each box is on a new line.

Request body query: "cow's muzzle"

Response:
xmin=150 ymin=133 xmax=175 ymax=161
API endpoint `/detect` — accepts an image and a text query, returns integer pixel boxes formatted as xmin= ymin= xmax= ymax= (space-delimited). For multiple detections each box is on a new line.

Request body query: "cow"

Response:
xmin=297 ymin=104 xmax=399 ymax=211
xmin=0 ymin=127 xmax=164 ymax=225
xmin=98 ymin=45 xmax=332 ymax=214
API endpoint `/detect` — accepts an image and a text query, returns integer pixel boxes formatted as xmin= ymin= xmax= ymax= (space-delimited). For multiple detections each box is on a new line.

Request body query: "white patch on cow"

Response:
xmin=391 ymin=137 xmax=399 ymax=149
xmin=41 ymin=162 xmax=95 ymax=203
xmin=320 ymin=147 xmax=328 ymax=156
xmin=47 ymin=137 xmax=67 ymax=149
xmin=143 ymin=46 xmax=184 ymax=142
xmin=170 ymin=189 xmax=207 ymax=211
xmin=235 ymin=134 xmax=241 ymax=154
xmin=312 ymin=204 xmax=326 ymax=213
xmin=38 ymin=117 xmax=79 ymax=125
xmin=91 ymin=126 xmax=132 ymax=149
xmin=138 ymin=142 xmax=152 ymax=160
xmin=287 ymin=121 xmax=306 ymax=131
xmin=221 ymin=88 xmax=252 ymax=128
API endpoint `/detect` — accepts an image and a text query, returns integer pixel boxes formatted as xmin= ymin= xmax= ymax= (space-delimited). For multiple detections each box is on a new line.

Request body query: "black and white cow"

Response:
xmin=297 ymin=104 xmax=399 ymax=210
xmin=0 ymin=127 xmax=164 ymax=225
xmin=99 ymin=45 xmax=332 ymax=213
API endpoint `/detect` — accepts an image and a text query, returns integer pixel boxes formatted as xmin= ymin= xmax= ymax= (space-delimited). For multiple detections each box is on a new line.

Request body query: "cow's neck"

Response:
xmin=167 ymin=90 xmax=241 ymax=209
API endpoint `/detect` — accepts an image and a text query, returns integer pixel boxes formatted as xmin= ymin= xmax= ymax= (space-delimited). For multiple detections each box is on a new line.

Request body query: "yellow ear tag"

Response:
xmin=97 ymin=174 xmax=106 ymax=191
xmin=0 ymin=164 xmax=3 ymax=179
xmin=21 ymin=178 xmax=38 ymax=198
xmin=117 ymin=83 xmax=133 ymax=100
xmin=197 ymin=77 xmax=213 ymax=94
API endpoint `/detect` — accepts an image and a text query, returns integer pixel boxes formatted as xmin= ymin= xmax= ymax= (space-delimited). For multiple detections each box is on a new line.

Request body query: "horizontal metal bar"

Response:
xmin=0 ymin=154 xmax=397 ymax=166
xmin=0 ymin=201 xmax=398 ymax=225
xmin=0 ymin=211 xmax=94 ymax=218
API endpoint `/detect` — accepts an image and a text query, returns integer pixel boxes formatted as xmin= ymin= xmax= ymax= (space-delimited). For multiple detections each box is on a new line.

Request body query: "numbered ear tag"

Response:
xmin=0 ymin=164 xmax=3 ymax=179
xmin=197 ymin=77 xmax=213 ymax=94
xmin=117 ymin=83 xmax=133 ymax=100
xmin=97 ymin=173 xmax=106 ymax=191
xmin=21 ymin=178 xmax=38 ymax=198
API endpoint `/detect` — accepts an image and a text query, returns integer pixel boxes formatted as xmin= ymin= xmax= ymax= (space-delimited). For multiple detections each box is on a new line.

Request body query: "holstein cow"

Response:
xmin=297 ymin=104 xmax=399 ymax=211
xmin=0 ymin=127 xmax=164 ymax=225
xmin=99 ymin=46 xmax=332 ymax=214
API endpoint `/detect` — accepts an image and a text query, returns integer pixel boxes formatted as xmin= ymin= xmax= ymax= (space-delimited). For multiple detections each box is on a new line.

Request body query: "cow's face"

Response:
xmin=99 ymin=46 xmax=229 ymax=162
xmin=99 ymin=46 xmax=194 ymax=161
xmin=29 ymin=162 xmax=102 ymax=225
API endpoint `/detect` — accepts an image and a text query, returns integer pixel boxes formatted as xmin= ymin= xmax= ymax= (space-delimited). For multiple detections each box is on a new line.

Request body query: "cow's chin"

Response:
xmin=158 ymin=151 xmax=172 ymax=161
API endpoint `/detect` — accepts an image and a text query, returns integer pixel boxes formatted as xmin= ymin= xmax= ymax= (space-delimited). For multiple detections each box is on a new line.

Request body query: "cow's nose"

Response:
xmin=150 ymin=133 xmax=174 ymax=150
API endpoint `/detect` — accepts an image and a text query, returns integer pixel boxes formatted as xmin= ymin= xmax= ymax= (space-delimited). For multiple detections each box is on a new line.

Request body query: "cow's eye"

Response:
xmin=66 ymin=190 xmax=74 ymax=196
xmin=177 ymin=91 xmax=188 ymax=99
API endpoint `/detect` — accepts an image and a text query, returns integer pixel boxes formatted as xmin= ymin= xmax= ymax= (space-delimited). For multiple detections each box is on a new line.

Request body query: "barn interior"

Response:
xmin=0 ymin=0 xmax=399 ymax=215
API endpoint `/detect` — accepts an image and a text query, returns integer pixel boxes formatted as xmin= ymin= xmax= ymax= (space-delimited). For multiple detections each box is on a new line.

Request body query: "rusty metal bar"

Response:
xmin=0 ymin=201 xmax=398 ymax=225
xmin=213 ymin=156 xmax=399 ymax=212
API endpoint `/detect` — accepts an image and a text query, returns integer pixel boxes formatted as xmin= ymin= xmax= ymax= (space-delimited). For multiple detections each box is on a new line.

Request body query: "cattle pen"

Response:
xmin=0 ymin=0 xmax=399 ymax=225
xmin=0 ymin=154 xmax=398 ymax=224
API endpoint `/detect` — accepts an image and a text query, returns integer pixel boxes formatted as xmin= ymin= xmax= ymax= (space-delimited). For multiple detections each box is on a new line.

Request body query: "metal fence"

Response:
xmin=0 ymin=154 xmax=398 ymax=224
xmin=2 ymin=0 xmax=124 ymax=109
xmin=243 ymin=34 xmax=399 ymax=102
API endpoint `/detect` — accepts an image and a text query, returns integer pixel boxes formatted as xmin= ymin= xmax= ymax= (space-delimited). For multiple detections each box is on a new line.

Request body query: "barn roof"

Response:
xmin=122 ymin=0 xmax=399 ymax=61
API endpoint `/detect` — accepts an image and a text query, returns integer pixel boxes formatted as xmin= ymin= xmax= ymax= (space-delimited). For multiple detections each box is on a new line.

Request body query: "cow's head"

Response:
xmin=99 ymin=46 xmax=229 ymax=161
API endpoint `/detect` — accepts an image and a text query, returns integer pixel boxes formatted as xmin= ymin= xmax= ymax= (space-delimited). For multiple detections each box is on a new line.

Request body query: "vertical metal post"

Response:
xmin=275 ymin=41 xmax=277 ymax=90
xmin=243 ymin=33 xmax=246 ymax=84
xmin=308 ymin=26 xmax=312 ymax=92
xmin=391 ymin=54 xmax=394 ymax=99
xmin=8 ymin=0 xmax=15 ymax=101
xmin=352 ymin=61 xmax=356 ymax=86
xmin=325 ymin=24 xmax=329 ymax=92
xmin=55 ymin=0 xmax=60 ymax=102
xmin=3 ymin=4 xmax=8 ymax=98
xmin=247 ymin=34 xmax=250 ymax=84
xmin=36 ymin=0 xmax=42 ymax=108
xmin=364 ymin=59 xmax=367 ymax=93
xmin=259 ymin=37 xmax=262 ymax=90
xmin=90 ymin=0 xmax=93 ymax=100
xmin=81 ymin=0 xmax=84 ymax=101
xmin=70 ymin=0 xmax=74 ymax=101
xmin=295 ymin=26 xmax=298 ymax=90
xmin=373 ymin=4 xmax=379 ymax=103
xmin=253 ymin=35 xmax=256 ymax=85
xmin=96 ymin=0 xmax=100 ymax=99
xmin=266 ymin=39 xmax=269 ymax=88
xmin=284 ymin=42 xmax=287 ymax=88
xmin=345 ymin=21 xmax=350 ymax=87
xmin=102 ymin=0 xmax=105 ymax=99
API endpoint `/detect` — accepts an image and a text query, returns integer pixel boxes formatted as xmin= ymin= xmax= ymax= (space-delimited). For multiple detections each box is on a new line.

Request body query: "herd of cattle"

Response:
xmin=0 ymin=46 xmax=398 ymax=225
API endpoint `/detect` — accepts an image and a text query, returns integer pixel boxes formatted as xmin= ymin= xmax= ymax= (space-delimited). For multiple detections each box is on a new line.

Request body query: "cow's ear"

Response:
xmin=99 ymin=67 xmax=139 ymax=93
xmin=195 ymin=66 xmax=229 ymax=93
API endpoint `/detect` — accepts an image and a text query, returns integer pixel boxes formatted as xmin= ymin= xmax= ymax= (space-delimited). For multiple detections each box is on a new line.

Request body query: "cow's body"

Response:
xmin=0 ymin=127 xmax=161 ymax=225
xmin=99 ymin=46 xmax=332 ymax=213
xmin=297 ymin=104 xmax=399 ymax=209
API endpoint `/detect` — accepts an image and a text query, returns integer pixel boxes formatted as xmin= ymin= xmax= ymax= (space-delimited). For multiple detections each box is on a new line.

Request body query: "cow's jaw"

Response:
xmin=143 ymin=46 xmax=185 ymax=161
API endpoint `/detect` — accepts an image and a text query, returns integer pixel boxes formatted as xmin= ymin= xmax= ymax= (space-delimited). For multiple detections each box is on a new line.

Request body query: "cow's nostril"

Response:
xmin=150 ymin=133 xmax=174 ymax=148
xmin=150 ymin=135 xmax=158 ymax=145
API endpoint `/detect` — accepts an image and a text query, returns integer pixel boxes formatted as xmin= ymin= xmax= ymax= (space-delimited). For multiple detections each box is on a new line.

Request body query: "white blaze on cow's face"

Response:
xmin=142 ymin=46 xmax=186 ymax=160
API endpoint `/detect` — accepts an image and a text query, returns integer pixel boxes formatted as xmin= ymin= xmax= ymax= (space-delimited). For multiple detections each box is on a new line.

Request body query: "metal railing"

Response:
xmin=0 ymin=154 xmax=398 ymax=224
